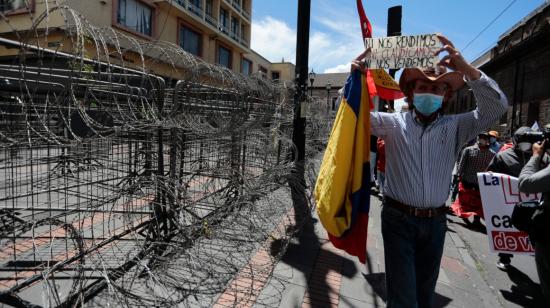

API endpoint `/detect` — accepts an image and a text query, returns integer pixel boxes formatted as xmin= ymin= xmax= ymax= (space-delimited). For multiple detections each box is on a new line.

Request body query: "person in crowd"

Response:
xmin=499 ymin=136 xmax=514 ymax=152
xmin=352 ymin=35 xmax=508 ymax=307
xmin=489 ymin=130 xmax=502 ymax=153
xmin=487 ymin=126 xmax=548 ymax=270
xmin=451 ymin=141 xmax=471 ymax=203
xmin=376 ymin=137 xmax=386 ymax=197
xmin=451 ymin=132 xmax=496 ymax=226
xmin=519 ymin=124 xmax=550 ymax=303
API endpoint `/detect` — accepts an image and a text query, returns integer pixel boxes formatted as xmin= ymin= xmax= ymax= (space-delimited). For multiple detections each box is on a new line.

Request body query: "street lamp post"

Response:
xmin=309 ymin=69 xmax=316 ymax=97
xmin=326 ymin=83 xmax=332 ymax=111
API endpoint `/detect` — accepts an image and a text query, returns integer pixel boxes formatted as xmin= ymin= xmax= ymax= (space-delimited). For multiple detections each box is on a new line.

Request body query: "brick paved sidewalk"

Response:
xmin=246 ymin=195 xmax=503 ymax=308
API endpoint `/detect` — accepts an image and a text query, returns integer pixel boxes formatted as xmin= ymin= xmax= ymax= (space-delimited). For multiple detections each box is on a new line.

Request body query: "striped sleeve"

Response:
xmin=370 ymin=112 xmax=398 ymax=138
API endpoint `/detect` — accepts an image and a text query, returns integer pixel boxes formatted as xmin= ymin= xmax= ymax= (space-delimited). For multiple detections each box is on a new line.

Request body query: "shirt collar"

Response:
xmin=411 ymin=110 xmax=442 ymax=127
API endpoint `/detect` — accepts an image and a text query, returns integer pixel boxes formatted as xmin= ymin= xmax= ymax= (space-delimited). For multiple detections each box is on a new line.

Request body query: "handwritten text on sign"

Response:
xmin=364 ymin=34 xmax=440 ymax=69
xmin=478 ymin=173 xmax=541 ymax=255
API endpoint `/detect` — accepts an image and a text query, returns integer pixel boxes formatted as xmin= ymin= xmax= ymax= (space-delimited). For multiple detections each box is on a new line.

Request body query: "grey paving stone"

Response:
xmin=339 ymin=295 xmax=383 ymax=308
xmin=254 ymin=280 xmax=306 ymax=308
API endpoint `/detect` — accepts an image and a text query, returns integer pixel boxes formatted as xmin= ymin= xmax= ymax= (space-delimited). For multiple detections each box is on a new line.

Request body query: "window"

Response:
xmin=218 ymin=45 xmax=232 ymax=68
xmin=117 ymin=0 xmax=153 ymax=37
xmin=180 ymin=25 xmax=201 ymax=56
xmin=0 ymin=0 xmax=30 ymax=13
xmin=271 ymin=71 xmax=280 ymax=80
xmin=240 ymin=24 xmax=246 ymax=39
xmin=188 ymin=0 xmax=201 ymax=16
xmin=190 ymin=0 xmax=201 ymax=8
xmin=258 ymin=66 xmax=268 ymax=78
xmin=231 ymin=16 xmax=239 ymax=38
xmin=220 ymin=8 xmax=228 ymax=31
xmin=205 ymin=0 xmax=213 ymax=17
xmin=241 ymin=58 xmax=252 ymax=75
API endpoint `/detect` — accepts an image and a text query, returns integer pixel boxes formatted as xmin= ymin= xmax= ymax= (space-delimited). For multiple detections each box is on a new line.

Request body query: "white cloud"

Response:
xmin=251 ymin=17 xmax=296 ymax=63
xmin=251 ymin=4 xmax=385 ymax=74
xmin=324 ymin=63 xmax=351 ymax=73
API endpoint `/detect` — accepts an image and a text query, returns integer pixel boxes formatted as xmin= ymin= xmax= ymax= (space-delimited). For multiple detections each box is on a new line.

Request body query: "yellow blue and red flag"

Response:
xmin=314 ymin=0 xmax=402 ymax=263
xmin=314 ymin=70 xmax=372 ymax=263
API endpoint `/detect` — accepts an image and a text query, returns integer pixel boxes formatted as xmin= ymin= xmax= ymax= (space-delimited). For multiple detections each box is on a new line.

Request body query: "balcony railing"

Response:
xmin=187 ymin=1 xmax=203 ymax=17
xmin=242 ymin=10 xmax=250 ymax=21
xmin=219 ymin=24 xmax=230 ymax=34
xmin=239 ymin=36 xmax=250 ymax=47
xmin=231 ymin=1 xmax=241 ymax=12
xmin=169 ymin=0 xmax=249 ymax=49
xmin=205 ymin=13 xmax=218 ymax=28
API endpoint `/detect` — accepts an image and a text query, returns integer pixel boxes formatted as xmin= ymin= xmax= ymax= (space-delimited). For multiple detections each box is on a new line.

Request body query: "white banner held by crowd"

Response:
xmin=363 ymin=34 xmax=440 ymax=70
xmin=478 ymin=172 xmax=541 ymax=255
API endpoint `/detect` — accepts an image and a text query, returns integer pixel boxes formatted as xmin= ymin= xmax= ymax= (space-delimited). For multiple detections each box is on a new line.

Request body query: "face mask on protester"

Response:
xmin=518 ymin=142 xmax=532 ymax=152
xmin=490 ymin=137 xmax=497 ymax=144
xmin=413 ymin=93 xmax=443 ymax=116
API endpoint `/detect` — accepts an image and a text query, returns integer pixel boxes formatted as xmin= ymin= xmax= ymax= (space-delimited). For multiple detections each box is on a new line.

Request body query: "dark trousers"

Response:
xmin=381 ymin=205 xmax=447 ymax=308
xmin=535 ymin=240 xmax=550 ymax=303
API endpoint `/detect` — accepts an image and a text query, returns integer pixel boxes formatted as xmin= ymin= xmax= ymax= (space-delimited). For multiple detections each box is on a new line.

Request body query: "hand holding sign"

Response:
xmin=435 ymin=35 xmax=481 ymax=81
xmin=350 ymin=48 xmax=371 ymax=73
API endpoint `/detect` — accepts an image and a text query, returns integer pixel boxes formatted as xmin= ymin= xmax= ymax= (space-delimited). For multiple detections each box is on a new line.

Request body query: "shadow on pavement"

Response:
xmin=447 ymin=216 xmax=487 ymax=235
xmin=500 ymin=265 xmax=549 ymax=307
xmin=363 ymin=254 xmax=453 ymax=308
xmin=270 ymin=212 xmax=357 ymax=307
xmin=267 ymin=167 xmax=359 ymax=306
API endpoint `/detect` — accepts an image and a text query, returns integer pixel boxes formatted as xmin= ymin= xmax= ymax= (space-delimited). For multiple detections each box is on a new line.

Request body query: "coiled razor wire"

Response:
xmin=0 ymin=3 xmax=336 ymax=307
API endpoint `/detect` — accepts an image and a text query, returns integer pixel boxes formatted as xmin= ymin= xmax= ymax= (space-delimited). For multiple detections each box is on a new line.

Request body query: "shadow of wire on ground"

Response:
xmin=270 ymin=212 xmax=358 ymax=307
xmin=271 ymin=166 xmax=359 ymax=307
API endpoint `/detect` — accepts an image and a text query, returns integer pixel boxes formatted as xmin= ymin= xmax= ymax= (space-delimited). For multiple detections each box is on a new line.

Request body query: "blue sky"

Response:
xmin=251 ymin=0 xmax=547 ymax=73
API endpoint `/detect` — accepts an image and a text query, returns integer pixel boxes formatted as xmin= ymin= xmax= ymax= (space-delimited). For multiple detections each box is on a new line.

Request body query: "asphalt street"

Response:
xmin=446 ymin=206 xmax=548 ymax=307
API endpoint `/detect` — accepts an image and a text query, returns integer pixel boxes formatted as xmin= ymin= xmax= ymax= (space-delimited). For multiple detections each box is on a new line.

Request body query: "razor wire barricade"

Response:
xmin=0 ymin=4 xmax=336 ymax=307
xmin=0 ymin=6 xmax=304 ymax=308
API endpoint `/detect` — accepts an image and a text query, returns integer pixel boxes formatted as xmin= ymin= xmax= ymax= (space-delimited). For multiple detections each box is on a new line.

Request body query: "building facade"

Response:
xmin=308 ymin=73 xmax=348 ymax=112
xmin=0 ymin=0 xmax=292 ymax=81
xmin=449 ymin=1 xmax=550 ymax=137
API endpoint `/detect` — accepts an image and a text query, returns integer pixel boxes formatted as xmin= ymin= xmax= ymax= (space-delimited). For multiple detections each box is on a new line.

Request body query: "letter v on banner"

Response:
xmin=356 ymin=0 xmax=404 ymax=101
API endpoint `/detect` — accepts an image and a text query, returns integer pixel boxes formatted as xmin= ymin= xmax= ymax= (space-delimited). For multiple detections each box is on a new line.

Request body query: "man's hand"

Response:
xmin=532 ymin=141 xmax=545 ymax=157
xmin=350 ymin=48 xmax=371 ymax=73
xmin=435 ymin=35 xmax=481 ymax=81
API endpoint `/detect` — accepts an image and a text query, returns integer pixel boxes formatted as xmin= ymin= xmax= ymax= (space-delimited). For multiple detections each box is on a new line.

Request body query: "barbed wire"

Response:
xmin=0 ymin=3 xmax=336 ymax=307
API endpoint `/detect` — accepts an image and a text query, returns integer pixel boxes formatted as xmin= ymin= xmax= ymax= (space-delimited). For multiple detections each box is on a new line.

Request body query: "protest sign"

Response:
xmin=478 ymin=172 xmax=541 ymax=255
xmin=363 ymin=34 xmax=440 ymax=69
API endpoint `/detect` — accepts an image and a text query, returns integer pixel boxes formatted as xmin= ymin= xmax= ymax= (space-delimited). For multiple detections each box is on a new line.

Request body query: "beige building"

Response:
xmin=0 ymin=0 xmax=293 ymax=81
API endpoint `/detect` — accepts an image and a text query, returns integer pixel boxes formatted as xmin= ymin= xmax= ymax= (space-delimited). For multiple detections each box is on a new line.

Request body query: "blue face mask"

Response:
xmin=490 ymin=137 xmax=497 ymax=143
xmin=413 ymin=93 xmax=443 ymax=116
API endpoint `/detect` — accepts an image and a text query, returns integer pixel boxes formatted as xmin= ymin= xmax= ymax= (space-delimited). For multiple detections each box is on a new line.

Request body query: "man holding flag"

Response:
xmin=347 ymin=36 xmax=508 ymax=307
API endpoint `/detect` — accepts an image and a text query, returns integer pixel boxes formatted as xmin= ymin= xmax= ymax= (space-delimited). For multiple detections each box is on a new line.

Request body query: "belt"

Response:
xmin=384 ymin=197 xmax=447 ymax=218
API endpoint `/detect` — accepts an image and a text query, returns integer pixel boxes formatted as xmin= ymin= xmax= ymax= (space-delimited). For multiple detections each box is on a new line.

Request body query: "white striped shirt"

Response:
xmin=371 ymin=72 xmax=508 ymax=208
